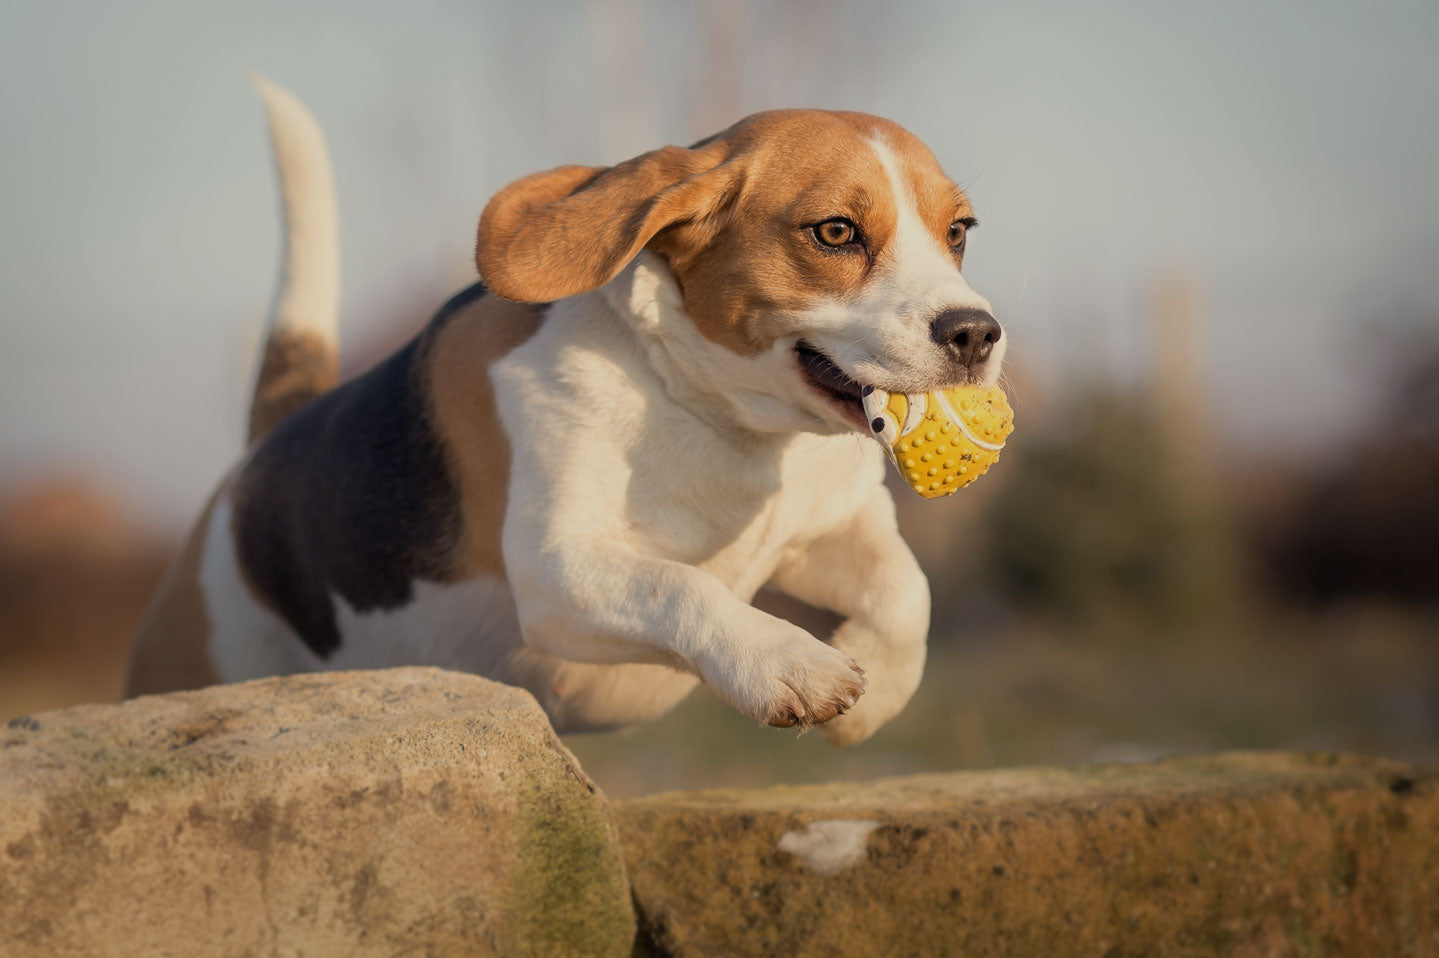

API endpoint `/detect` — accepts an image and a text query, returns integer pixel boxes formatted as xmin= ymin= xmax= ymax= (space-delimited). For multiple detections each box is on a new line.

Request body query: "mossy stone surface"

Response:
xmin=0 ymin=667 xmax=634 ymax=958
xmin=617 ymin=752 xmax=1438 ymax=957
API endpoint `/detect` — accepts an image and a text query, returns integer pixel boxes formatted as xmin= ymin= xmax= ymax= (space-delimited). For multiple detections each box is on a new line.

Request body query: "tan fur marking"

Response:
xmin=662 ymin=112 xmax=901 ymax=354
xmin=247 ymin=329 xmax=338 ymax=444
xmin=124 ymin=491 xmax=223 ymax=697
xmin=426 ymin=295 xmax=545 ymax=577
xmin=476 ymin=109 xmax=975 ymax=358
xmin=475 ymin=147 xmax=737 ymax=305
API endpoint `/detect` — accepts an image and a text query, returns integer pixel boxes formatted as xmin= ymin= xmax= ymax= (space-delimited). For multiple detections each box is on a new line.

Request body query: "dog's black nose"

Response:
xmin=930 ymin=308 xmax=1002 ymax=370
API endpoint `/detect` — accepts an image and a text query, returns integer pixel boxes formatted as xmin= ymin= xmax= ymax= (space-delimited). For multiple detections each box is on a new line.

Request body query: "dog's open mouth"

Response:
xmin=795 ymin=341 xmax=868 ymax=428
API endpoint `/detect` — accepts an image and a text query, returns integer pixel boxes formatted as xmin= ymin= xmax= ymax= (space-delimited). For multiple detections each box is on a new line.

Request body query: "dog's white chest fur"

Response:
xmin=492 ymin=258 xmax=887 ymax=602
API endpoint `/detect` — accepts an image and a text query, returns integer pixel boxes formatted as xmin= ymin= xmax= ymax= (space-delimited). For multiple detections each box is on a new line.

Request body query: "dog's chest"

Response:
xmin=625 ymin=430 xmax=881 ymax=593
xmin=492 ymin=291 xmax=887 ymax=598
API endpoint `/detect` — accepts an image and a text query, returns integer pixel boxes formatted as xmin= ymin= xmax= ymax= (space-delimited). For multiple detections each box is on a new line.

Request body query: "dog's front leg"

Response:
xmin=505 ymin=538 xmax=868 ymax=729
xmin=770 ymin=487 xmax=931 ymax=745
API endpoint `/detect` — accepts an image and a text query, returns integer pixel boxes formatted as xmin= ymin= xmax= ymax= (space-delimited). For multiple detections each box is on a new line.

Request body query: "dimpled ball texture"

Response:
xmin=861 ymin=384 xmax=1014 ymax=499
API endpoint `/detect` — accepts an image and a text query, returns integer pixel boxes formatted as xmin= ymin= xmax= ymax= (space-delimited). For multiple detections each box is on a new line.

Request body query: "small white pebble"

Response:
xmin=777 ymin=819 xmax=881 ymax=876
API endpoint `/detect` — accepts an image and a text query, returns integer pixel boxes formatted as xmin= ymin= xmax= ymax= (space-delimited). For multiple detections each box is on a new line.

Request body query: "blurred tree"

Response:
xmin=980 ymin=274 xmax=1238 ymax=627
xmin=1256 ymin=333 xmax=1439 ymax=608
xmin=0 ymin=480 xmax=168 ymax=716
xmin=982 ymin=388 xmax=1237 ymax=625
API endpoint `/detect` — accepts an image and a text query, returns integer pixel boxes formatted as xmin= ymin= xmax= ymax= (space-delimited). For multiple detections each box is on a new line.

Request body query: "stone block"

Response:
xmin=0 ymin=667 xmax=634 ymax=957
xmin=618 ymin=753 xmax=1437 ymax=957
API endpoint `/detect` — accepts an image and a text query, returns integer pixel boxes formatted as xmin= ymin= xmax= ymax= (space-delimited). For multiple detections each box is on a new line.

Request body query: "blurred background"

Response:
xmin=2 ymin=0 xmax=1435 ymax=797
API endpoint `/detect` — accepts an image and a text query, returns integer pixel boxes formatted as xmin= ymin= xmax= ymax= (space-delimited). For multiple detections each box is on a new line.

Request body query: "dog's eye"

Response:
xmin=948 ymin=220 xmax=969 ymax=248
xmin=814 ymin=219 xmax=858 ymax=248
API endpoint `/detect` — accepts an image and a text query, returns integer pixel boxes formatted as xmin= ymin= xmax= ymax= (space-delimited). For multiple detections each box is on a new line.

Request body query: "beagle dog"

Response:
xmin=126 ymin=81 xmax=1005 ymax=746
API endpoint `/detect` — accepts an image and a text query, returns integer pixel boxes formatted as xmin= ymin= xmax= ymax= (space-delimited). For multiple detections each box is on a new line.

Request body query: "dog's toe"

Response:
xmin=777 ymin=654 xmax=867 ymax=728
xmin=765 ymin=701 xmax=802 ymax=728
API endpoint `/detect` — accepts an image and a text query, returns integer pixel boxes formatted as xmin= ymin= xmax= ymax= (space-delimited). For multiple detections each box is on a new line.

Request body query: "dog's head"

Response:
xmin=476 ymin=110 xmax=1004 ymax=435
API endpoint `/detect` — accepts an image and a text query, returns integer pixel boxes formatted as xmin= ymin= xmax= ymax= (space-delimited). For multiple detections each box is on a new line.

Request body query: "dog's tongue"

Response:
xmin=861 ymin=384 xmax=1015 ymax=499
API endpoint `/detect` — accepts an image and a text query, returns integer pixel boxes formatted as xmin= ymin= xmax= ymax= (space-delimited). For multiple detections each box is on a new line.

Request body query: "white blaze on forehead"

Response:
xmin=866 ymin=134 xmax=991 ymax=317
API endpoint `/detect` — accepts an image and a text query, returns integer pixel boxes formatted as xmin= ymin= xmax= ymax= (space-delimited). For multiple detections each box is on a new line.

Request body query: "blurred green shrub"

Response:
xmin=982 ymin=389 xmax=1234 ymax=625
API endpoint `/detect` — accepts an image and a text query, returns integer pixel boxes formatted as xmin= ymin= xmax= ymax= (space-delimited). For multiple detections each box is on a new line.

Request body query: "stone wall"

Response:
xmin=2 ymin=669 xmax=1434 ymax=957
xmin=621 ymin=754 xmax=1437 ymax=956
xmin=0 ymin=669 xmax=633 ymax=957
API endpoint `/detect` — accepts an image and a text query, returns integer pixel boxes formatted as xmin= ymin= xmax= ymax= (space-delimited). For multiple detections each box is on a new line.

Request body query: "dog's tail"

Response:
xmin=247 ymin=76 xmax=341 ymax=445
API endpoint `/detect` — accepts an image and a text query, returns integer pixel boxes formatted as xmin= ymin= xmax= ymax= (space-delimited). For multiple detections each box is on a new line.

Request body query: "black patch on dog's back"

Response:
xmin=230 ymin=283 xmax=486 ymax=658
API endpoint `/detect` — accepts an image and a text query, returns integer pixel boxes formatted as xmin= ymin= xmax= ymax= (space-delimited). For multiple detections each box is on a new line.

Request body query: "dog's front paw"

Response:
xmin=759 ymin=636 xmax=868 ymax=730
xmin=701 ymin=625 xmax=867 ymax=730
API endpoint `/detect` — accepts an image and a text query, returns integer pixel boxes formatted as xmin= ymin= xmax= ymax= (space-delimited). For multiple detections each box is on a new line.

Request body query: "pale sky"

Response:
xmin=3 ymin=0 xmax=1437 ymax=526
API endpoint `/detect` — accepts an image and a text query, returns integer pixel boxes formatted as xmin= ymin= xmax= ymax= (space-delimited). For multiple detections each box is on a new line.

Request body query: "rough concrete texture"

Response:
xmin=0 ymin=668 xmax=634 ymax=958
xmin=618 ymin=752 xmax=1438 ymax=957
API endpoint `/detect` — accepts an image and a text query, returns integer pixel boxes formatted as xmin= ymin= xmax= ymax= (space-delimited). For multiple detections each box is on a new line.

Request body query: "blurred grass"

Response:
xmin=566 ymin=604 xmax=1439 ymax=798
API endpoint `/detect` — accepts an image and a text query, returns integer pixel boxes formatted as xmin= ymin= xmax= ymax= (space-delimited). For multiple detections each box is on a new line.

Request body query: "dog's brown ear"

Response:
xmin=475 ymin=142 xmax=740 ymax=303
